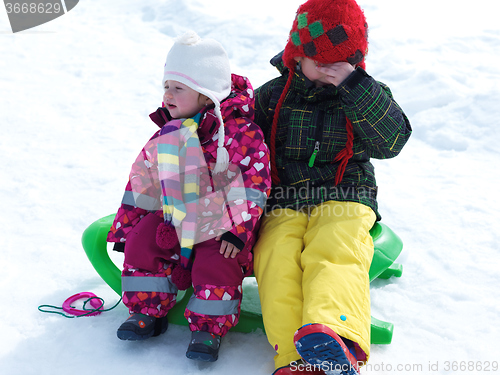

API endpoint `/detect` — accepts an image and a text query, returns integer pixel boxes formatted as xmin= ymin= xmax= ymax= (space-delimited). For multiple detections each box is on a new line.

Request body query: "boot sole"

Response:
xmin=185 ymin=350 xmax=218 ymax=362
xmin=294 ymin=324 xmax=359 ymax=375
xmin=186 ymin=343 xmax=218 ymax=362
xmin=117 ymin=329 xmax=154 ymax=341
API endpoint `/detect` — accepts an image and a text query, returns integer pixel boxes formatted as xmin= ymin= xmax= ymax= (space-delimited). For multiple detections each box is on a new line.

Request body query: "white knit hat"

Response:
xmin=163 ymin=31 xmax=232 ymax=173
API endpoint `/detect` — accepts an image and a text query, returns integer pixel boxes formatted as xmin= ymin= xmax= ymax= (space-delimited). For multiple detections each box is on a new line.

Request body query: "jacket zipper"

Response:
xmin=308 ymin=141 xmax=320 ymax=167
xmin=308 ymin=111 xmax=325 ymax=168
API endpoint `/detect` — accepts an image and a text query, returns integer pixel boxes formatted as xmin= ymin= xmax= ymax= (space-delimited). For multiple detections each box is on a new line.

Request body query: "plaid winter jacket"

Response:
xmin=254 ymin=53 xmax=412 ymax=219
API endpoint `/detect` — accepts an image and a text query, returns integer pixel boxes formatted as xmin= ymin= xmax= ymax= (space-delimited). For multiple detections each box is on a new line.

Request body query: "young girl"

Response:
xmin=106 ymin=31 xmax=271 ymax=362
xmin=252 ymin=0 xmax=412 ymax=374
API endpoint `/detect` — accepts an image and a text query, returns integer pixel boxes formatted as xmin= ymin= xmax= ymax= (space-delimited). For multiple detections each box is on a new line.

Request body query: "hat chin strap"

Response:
xmin=210 ymin=101 xmax=229 ymax=174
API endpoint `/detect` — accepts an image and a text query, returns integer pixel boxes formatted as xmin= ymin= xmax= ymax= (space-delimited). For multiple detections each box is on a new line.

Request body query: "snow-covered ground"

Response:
xmin=1 ymin=1 xmax=499 ymax=374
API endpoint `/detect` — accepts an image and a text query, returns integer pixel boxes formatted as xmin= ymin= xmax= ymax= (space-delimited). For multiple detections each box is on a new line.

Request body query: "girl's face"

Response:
xmin=163 ymin=80 xmax=211 ymax=119
xmin=295 ymin=57 xmax=332 ymax=87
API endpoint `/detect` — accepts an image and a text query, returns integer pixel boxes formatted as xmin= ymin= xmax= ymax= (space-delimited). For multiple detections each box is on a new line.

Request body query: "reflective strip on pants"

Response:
xmin=122 ymin=275 xmax=179 ymax=294
xmin=186 ymin=294 xmax=240 ymax=316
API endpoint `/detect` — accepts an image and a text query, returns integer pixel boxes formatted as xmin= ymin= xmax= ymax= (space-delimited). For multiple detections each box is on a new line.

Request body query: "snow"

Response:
xmin=1 ymin=0 xmax=500 ymax=374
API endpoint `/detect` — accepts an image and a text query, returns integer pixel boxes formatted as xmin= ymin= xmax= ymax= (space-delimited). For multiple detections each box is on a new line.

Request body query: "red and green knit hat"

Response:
xmin=270 ymin=0 xmax=368 ymax=185
xmin=283 ymin=0 xmax=368 ymax=71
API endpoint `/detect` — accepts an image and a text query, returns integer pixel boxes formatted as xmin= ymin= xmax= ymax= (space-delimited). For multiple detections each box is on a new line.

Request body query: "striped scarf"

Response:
xmin=157 ymin=113 xmax=205 ymax=268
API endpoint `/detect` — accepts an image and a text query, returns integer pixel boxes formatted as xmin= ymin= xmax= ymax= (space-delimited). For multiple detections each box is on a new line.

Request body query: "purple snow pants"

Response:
xmin=121 ymin=213 xmax=250 ymax=336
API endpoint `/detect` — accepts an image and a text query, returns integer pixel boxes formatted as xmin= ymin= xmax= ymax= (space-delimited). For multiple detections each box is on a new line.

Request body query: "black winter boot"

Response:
xmin=185 ymin=331 xmax=221 ymax=362
xmin=117 ymin=313 xmax=168 ymax=340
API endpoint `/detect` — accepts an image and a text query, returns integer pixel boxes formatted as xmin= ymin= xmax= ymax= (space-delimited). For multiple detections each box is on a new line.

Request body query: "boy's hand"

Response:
xmin=216 ymin=236 xmax=241 ymax=259
xmin=316 ymin=62 xmax=355 ymax=86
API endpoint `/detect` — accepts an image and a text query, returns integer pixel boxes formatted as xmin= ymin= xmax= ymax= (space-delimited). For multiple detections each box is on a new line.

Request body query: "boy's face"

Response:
xmin=163 ymin=80 xmax=210 ymax=119
xmin=295 ymin=57 xmax=334 ymax=87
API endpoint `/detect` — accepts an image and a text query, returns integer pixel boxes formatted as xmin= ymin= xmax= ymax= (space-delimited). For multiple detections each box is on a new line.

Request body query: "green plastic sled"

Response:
xmin=82 ymin=214 xmax=403 ymax=344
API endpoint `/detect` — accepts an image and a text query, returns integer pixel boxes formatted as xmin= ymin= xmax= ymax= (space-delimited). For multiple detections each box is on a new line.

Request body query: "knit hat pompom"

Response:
xmin=163 ymin=30 xmax=231 ymax=173
xmin=175 ymin=30 xmax=201 ymax=45
xmin=156 ymin=221 xmax=179 ymax=250
xmin=171 ymin=265 xmax=192 ymax=290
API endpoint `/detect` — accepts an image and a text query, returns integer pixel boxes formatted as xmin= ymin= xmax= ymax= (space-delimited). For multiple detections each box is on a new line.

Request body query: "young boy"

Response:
xmin=252 ymin=0 xmax=412 ymax=374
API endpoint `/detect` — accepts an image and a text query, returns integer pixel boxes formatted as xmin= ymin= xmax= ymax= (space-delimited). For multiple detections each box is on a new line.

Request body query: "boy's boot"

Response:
xmin=186 ymin=330 xmax=221 ymax=362
xmin=294 ymin=324 xmax=360 ymax=375
xmin=117 ymin=313 xmax=168 ymax=340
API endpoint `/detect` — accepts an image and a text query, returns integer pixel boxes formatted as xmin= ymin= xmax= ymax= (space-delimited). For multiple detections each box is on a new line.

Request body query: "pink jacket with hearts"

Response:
xmin=107 ymin=74 xmax=271 ymax=257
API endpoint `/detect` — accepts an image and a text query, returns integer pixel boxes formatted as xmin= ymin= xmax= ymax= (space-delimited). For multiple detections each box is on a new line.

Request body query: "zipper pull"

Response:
xmin=308 ymin=141 xmax=320 ymax=168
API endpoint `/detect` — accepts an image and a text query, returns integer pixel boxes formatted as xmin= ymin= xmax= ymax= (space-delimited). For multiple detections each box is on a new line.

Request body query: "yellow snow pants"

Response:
xmin=253 ymin=201 xmax=376 ymax=369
